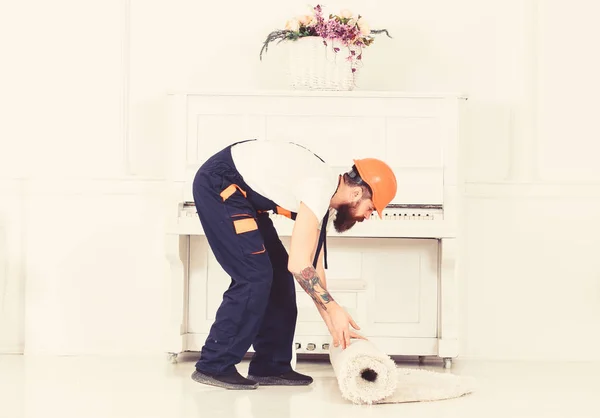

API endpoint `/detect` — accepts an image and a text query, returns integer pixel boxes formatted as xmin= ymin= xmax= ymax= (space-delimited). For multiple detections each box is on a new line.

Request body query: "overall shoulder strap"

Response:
xmin=312 ymin=210 xmax=329 ymax=270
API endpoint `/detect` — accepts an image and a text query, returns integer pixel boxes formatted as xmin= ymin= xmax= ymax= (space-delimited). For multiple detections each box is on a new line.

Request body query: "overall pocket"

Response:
xmin=219 ymin=180 xmax=267 ymax=256
xmin=231 ymin=214 xmax=266 ymax=255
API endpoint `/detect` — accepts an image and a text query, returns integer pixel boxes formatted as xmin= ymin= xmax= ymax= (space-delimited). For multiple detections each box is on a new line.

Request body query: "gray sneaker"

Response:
xmin=192 ymin=369 xmax=259 ymax=390
xmin=247 ymin=371 xmax=313 ymax=386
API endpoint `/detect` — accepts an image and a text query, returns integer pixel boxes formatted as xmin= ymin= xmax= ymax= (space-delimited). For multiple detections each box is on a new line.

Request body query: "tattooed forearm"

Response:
xmin=292 ymin=266 xmax=335 ymax=311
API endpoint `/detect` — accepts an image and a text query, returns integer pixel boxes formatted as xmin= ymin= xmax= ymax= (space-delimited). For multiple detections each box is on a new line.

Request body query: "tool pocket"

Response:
xmin=230 ymin=214 xmax=266 ymax=255
xmin=233 ymin=217 xmax=257 ymax=234
xmin=219 ymin=180 xmax=267 ymax=256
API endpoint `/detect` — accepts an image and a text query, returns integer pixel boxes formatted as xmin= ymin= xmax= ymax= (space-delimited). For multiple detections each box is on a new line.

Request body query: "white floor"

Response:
xmin=1 ymin=354 xmax=599 ymax=418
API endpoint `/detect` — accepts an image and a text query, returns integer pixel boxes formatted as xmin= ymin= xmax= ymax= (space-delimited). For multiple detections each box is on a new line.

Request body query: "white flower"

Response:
xmin=298 ymin=14 xmax=315 ymax=26
xmin=357 ymin=18 xmax=370 ymax=35
xmin=340 ymin=9 xmax=354 ymax=19
xmin=285 ymin=18 xmax=300 ymax=32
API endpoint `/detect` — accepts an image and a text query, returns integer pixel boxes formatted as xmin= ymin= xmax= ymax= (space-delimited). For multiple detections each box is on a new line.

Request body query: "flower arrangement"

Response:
xmin=260 ymin=5 xmax=391 ymax=76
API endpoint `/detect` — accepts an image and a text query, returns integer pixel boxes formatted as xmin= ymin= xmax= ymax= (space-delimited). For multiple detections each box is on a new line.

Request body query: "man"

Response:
xmin=191 ymin=139 xmax=397 ymax=390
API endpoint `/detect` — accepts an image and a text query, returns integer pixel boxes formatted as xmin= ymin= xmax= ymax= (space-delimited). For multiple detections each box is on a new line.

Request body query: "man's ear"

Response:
xmin=351 ymin=186 xmax=362 ymax=202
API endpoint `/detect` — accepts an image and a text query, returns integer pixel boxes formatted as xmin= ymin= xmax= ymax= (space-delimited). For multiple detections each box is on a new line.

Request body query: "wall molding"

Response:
xmin=23 ymin=178 xmax=167 ymax=196
xmin=529 ymin=0 xmax=540 ymax=182
xmin=507 ymin=0 xmax=540 ymax=183
xmin=12 ymin=178 xmax=600 ymax=198
xmin=465 ymin=181 xmax=600 ymax=198
xmin=121 ymin=0 xmax=132 ymax=176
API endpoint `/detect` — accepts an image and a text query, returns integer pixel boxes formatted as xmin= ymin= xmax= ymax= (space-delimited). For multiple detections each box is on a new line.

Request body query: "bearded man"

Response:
xmin=190 ymin=139 xmax=397 ymax=390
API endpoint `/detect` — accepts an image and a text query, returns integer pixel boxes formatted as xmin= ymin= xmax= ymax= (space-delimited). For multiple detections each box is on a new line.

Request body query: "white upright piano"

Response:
xmin=164 ymin=91 xmax=466 ymax=368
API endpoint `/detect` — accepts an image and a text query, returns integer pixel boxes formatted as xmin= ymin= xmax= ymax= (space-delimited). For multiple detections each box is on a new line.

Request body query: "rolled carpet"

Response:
xmin=329 ymin=339 xmax=398 ymax=405
xmin=329 ymin=339 xmax=476 ymax=405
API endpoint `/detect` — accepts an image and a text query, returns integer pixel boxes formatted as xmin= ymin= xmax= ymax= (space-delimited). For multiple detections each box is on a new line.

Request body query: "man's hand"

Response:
xmin=325 ymin=303 xmax=365 ymax=349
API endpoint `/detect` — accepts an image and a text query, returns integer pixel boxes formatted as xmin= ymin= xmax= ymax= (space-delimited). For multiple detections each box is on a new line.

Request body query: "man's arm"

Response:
xmin=313 ymin=242 xmax=327 ymax=290
xmin=288 ymin=202 xmax=363 ymax=349
xmin=313 ymin=245 xmax=331 ymax=321
xmin=288 ymin=202 xmax=336 ymax=311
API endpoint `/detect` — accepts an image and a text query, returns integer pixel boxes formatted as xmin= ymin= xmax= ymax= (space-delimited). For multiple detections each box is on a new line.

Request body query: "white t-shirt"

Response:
xmin=231 ymin=140 xmax=338 ymax=229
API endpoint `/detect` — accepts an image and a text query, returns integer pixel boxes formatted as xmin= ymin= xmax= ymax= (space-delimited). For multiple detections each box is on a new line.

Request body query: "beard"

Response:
xmin=333 ymin=201 xmax=364 ymax=233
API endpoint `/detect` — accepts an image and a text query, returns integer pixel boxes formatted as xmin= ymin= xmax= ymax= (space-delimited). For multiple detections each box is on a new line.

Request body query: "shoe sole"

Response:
xmin=191 ymin=371 xmax=258 ymax=390
xmin=247 ymin=374 xmax=313 ymax=386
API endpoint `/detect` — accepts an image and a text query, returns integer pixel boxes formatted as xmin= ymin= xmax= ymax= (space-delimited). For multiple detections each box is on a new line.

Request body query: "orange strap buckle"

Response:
xmin=275 ymin=206 xmax=293 ymax=219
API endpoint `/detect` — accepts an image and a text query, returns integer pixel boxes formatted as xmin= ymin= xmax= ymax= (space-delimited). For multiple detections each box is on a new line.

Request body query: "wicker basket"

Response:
xmin=286 ymin=36 xmax=361 ymax=91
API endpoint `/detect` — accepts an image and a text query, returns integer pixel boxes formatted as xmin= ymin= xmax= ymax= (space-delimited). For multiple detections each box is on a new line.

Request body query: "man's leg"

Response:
xmin=246 ymin=214 xmax=313 ymax=385
xmin=191 ymin=170 xmax=273 ymax=390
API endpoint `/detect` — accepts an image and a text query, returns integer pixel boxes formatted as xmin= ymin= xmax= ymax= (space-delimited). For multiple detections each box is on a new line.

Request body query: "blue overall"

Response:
xmin=192 ymin=140 xmax=329 ymax=376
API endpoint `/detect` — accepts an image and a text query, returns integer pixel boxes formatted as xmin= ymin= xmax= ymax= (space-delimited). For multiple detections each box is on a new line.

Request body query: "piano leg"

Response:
xmin=164 ymin=233 xmax=188 ymax=361
xmin=438 ymin=238 xmax=459 ymax=366
xmin=168 ymin=352 xmax=179 ymax=364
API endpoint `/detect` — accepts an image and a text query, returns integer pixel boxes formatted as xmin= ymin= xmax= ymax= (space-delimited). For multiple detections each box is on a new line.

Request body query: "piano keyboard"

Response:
xmin=180 ymin=202 xmax=443 ymax=221
xmin=372 ymin=204 xmax=443 ymax=221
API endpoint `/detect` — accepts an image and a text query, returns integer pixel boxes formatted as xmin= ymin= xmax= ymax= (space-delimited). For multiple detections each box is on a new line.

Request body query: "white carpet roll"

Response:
xmin=329 ymin=339 xmax=477 ymax=405
xmin=329 ymin=339 xmax=398 ymax=405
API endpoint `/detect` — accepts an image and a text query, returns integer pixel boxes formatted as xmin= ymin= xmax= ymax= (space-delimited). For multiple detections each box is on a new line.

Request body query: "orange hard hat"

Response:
xmin=353 ymin=158 xmax=397 ymax=217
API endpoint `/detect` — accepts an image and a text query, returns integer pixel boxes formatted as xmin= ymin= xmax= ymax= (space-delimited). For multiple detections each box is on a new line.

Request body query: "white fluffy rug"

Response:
xmin=329 ymin=340 xmax=477 ymax=405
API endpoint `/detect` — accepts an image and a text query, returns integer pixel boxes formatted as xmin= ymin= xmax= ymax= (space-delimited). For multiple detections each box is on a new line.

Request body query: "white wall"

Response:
xmin=0 ymin=181 xmax=25 ymax=353
xmin=1 ymin=0 xmax=599 ymax=360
